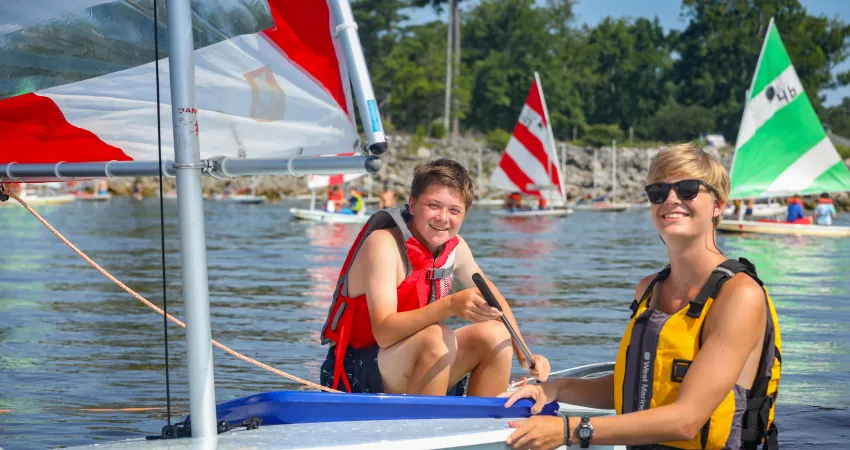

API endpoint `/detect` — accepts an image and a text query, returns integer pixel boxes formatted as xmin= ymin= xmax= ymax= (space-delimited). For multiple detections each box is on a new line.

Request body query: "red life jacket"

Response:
xmin=818 ymin=197 xmax=834 ymax=204
xmin=320 ymin=207 xmax=459 ymax=391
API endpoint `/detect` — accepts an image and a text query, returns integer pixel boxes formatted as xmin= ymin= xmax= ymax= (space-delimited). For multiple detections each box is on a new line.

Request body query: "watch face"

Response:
xmin=579 ymin=428 xmax=591 ymax=439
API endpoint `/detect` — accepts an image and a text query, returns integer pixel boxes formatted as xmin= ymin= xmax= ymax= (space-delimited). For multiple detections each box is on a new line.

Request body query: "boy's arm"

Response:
xmin=361 ymin=231 xmax=499 ymax=348
xmin=359 ymin=231 xmax=452 ymax=348
xmin=451 ymin=236 xmax=545 ymax=373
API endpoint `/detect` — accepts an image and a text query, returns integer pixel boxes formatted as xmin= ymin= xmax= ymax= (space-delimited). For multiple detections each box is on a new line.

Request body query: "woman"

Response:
xmin=503 ymin=144 xmax=781 ymax=450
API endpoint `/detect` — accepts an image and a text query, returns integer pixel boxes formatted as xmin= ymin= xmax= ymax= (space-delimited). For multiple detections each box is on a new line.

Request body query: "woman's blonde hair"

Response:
xmin=646 ymin=143 xmax=730 ymax=228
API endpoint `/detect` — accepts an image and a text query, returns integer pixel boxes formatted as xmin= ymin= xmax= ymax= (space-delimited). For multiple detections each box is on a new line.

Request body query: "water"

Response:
xmin=1 ymin=199 xmax=848 ymax=448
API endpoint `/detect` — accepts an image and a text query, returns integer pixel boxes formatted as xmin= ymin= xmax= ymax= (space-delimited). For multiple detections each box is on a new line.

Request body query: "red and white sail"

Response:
xmin=489 ymin=73 xmax=565 ymax=206
xmin=0 ymin=0 xmax=358 ymax=165
xmin=307 ymin=152 xmax=367 ymax=189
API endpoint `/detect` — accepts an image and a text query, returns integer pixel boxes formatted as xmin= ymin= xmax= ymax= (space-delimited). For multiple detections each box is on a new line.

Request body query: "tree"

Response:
xmin=411 ymin=0 xmax=466 ymax=137
xmin=584 ymin=17 xmax=673 ymax=133
xmin=674 ymin=0 xmax=850 ymax=140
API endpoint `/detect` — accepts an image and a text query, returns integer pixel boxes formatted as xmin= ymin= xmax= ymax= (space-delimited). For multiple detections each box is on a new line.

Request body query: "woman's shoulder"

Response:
xmin=633 ymin=272 xmax=661 ymax=300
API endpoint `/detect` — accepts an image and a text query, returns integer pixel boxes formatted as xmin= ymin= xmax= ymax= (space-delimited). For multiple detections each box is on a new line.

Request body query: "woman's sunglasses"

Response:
xmin=644 ymin=179 xmax=719 ymax=205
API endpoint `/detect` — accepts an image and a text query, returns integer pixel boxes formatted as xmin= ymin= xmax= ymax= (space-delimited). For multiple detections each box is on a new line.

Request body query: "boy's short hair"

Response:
xmin=411 ymin=159 xmax=475 ymax=210
xmin=647 ymin=143 xmax=730 ymax=228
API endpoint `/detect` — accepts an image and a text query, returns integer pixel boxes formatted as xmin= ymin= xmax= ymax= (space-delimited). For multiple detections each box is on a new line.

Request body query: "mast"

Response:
xmin=611 ymin=140 xmax=617 ymax=202
xmin=534 ymin=72 xmax=564 ymax=205
xmin=593 ymin=148 xmax=598 ymax=196
xmin=165 ymin=0 xmax=216 ymax=438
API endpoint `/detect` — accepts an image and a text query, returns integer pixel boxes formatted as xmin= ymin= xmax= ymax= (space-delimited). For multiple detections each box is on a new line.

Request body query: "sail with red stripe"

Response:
xmin=489 ymin=73 xmax=566 ymax=206
xmin=0 ymin=0 xmax=358 ymax=166
xmin=307 ymin=153 xmax=367 ymax=189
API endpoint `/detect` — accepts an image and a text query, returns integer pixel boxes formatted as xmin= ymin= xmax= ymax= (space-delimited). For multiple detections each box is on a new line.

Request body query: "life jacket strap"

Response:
xmin=331 ymin=307 xmax=354 ymax=392
xmin=686 ymin=258 xmax=762 ymax=319
xmin=630 ymin=266 xmax=670 ymax=318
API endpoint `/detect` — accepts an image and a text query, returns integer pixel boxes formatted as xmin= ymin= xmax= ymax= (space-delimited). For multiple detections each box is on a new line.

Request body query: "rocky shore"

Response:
xmin=108 ymin=133 xmax=850 ymax=210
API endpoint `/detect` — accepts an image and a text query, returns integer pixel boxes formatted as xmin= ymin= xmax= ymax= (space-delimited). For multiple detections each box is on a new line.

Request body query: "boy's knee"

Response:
xmin=418 ymin=324 xmax=457 ymax=362
xmin=476 ymin=320 xmax=511 ymax=350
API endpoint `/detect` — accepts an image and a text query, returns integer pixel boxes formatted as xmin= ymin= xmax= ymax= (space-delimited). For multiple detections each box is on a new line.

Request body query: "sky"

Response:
xmin=404 ymin=0 xmax=850 ymax=106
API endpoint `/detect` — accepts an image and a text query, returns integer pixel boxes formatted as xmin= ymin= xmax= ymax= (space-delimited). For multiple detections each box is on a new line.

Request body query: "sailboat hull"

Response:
xmin=718 ymin=219 xmax=850 ymax=237
xmin=571 ymin=203 xmax=630 ymax=212
xmin=70 ymin=416 xmax=623 ymax=449
xmin=69 ymin=393 xmax=621 ymax=449
xmin=290 ymin=207 xmax=370 ymax=223
xmin=212 ymin=194 xmax=265 ymax=204
xmin=490 ymin=208 xmax=573 ymax=217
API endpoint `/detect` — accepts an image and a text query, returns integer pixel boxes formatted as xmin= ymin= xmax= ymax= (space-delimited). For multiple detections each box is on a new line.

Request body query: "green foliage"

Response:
xmin=636 ymin=102 xmax=716 ymax=142
xmin=353 ymin=0 xmax=850 ymax=144
xmin=582 ymin=124 xmax=624 ymax=148
xmin=836 ymin=144 xmax=850 ymax=161
xmin=430 ymin=120 xmax=447 ymax=138
xmin=486 ymin=128 xmax=511 ymax=150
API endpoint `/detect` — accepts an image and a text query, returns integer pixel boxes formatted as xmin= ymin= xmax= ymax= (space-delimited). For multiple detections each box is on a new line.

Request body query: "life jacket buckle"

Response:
xmin=425 ymin=268 xmax=437 ymax=280
xmin=686 ymin=300 xmax=705 ymax=318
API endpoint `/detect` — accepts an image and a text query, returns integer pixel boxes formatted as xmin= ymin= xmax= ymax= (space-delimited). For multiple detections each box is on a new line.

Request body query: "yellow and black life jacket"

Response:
xmin=614 ymin=258 xmax=782 ymax=450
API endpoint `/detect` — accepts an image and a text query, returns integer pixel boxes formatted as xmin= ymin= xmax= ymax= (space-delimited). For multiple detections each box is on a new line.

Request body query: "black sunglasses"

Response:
xmin=644 ymin=179 xmax=719 ymax=204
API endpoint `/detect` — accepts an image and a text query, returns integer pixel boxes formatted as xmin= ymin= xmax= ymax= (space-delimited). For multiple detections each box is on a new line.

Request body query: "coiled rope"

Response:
xmin=0 ymin=185 xmax=339 ymax=394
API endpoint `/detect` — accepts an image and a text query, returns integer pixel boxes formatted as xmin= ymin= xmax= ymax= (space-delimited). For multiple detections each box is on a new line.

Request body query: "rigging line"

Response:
xmin=152 ymin=0 xmax=173 ymax=427
xmin=0 ymin=187 xmax=341 ymax=394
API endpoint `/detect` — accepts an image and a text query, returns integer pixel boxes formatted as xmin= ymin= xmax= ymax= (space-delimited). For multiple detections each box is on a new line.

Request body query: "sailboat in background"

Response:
xmin=572 ymin=141 xmax=630 ymax=212
xmin=717 ymin=18 xmax=850 ymax=237
xmin=289 ymin=152 xmax=371 ymax=223
xmin=489 ymin=72 xmax=572 ymax=217
xmin=212 ymin=175 xmax=265 ymax=204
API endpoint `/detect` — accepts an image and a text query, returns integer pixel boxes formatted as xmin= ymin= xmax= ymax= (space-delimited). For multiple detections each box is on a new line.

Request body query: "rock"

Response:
xmin=103 ymin=133 xmax=850 ymax=211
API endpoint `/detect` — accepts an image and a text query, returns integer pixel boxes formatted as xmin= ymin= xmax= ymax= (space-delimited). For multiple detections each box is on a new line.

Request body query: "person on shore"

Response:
xmin=786 ymin=194 xmax=805 ymax=223
xmin=132 ymin=179 xmax=144 ymax=200
xmin=502 ymin=144 xmax=781 ymax=450
xmin=320 ymin=159 xmax=550 ymax=396
xmin=379 ymin=182 xmax=397 ymax=209
xmin=813 ymin=193 xmax=837 ymax=226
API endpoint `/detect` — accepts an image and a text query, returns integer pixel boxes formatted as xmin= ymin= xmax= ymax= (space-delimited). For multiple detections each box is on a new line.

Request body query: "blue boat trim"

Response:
xmin=184 ymin=391 xmax=559 ymax=426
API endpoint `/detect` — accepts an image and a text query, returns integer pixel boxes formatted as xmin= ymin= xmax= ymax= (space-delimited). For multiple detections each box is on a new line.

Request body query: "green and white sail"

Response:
xmin=730 ymin=18 xmax=850 ymax=199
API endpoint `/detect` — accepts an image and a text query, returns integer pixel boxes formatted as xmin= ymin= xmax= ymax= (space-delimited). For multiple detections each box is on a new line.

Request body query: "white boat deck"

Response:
xmin=74 ymin=416 xmax=623 ymax=450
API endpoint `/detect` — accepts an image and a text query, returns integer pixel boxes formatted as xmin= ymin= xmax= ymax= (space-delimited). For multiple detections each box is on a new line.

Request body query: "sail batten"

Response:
xmin=489 ymin=74 xmax=565 ymax=206
xmin=729 ymin=19 xmax=850 ymax=200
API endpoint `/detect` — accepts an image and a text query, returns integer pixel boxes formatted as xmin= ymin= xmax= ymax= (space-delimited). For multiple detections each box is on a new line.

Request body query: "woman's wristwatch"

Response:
xmin=577 ymin=416 xmax=594 ymax=448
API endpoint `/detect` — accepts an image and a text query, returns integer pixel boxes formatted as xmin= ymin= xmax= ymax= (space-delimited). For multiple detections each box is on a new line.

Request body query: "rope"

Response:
xmin=0 ymin=187 xmax=339 ymax=394
xmin=152 ymin=0 xmax=174 ymax=426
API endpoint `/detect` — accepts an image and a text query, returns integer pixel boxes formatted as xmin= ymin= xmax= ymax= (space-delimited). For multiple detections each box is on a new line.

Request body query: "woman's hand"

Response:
xmin=506 ymin=416 xmax=565 ymax=450
xmin=501 ymin=381 xmax=560 ymax=414
xmin=519 ymin=354 xmax=551 ymax=382
xmin=447 ymin=287 xmax=502 ymax=323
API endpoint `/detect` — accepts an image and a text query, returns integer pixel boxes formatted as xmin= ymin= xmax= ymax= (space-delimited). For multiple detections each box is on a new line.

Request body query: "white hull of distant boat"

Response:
xmin=473 ymin=198 xmax=506 ymax=208
xmin=75 ymin=193 xmax=112 ymax=202
xmin=718 ymin=219 xmax=850 ymax=237
xmin=290 ymin=207 xmax=370 ymax=224
xmin=1 ymin=193 xmax=76 ymax=206
xmin=212 ymin=194 xmax=265 ymax=204
xmin=572 ymin=202 xmax=630 ymax=212
xmin=490 ymin=208 xmax=573 ymax=217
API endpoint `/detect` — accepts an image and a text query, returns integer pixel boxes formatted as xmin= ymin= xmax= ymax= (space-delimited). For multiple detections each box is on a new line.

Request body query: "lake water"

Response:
xmin=1 ymin=198 xmax=848 ymax=448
